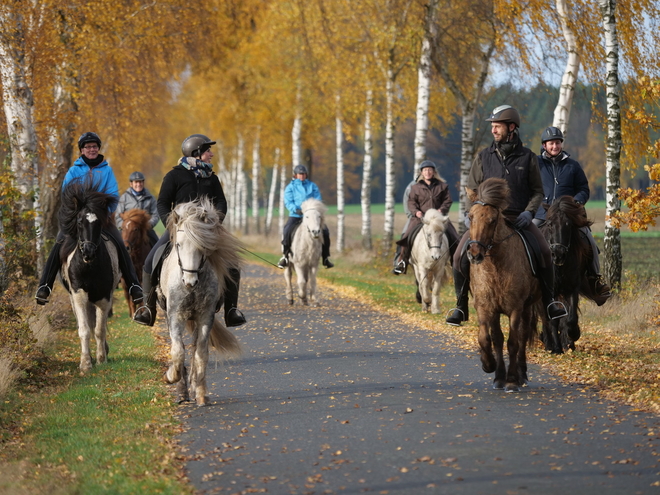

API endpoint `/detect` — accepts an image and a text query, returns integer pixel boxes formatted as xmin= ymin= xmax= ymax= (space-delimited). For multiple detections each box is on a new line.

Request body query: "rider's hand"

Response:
xmin=295 ymin=209 xmax=302 ymax=215
xmin=515 ymin=211 xmax=533 ymax=229
xmin=416 ymin=211 xmax=423 ymax=218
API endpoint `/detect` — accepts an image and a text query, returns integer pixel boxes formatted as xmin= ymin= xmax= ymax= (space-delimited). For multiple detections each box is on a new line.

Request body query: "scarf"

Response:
xmin=179 ymin=157 xmax=213 ymax=178
xmin=130 ymin=187 xmax=145 ymax=197
xmin=81 ymin=154 xmax=105 ymax=168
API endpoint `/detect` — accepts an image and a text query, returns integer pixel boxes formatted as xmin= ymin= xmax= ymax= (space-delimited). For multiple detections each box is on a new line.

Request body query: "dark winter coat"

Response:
xmin=535 ymin=151 xmax=590 ymax=221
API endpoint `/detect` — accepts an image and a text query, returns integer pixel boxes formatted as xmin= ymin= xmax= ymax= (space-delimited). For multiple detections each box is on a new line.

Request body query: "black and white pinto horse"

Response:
xmin=409 ymin=209 xmax=452 ymax=313
xmin=283 ymin=198 xmax=327 ymax=306
xmin=158 ymin=197 xmax=242 ymax=406
xmin=59 ymin=180 xmax=121 ymax=373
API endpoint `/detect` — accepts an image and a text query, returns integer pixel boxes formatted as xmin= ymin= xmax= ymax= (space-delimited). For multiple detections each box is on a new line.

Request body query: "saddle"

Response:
xmin=395 ymin=222 xmax=424 ymax=249
xmin=513 ymin=228 xmax=542 ymax=277
xmin=150 ymin=241 xmax=172 ymax=284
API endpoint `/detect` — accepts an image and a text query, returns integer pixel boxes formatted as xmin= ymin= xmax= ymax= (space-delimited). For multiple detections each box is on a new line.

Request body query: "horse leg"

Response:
xmin=191 ymin=316 xmax=213 ymax=406
xmin=284 ymin=266 xmax=294 ymax=305
xmin=564 ymin=291 xmax=580 ymax=347
xmin=298 ymin=266 xmax=308 ymax=305
xmin=165 ymin=316 xmax=186 ymax=386
xmin=490 ymin=317 xmax=507 ymax=390
xmin=431 ymin=272 xmax=442 ymax=314
xmin=476 ymin=309 xmax=497 ymax=375
xmin=71 ymin=294 xmax=93 ymax=372
xmin=309 ymin=265 xmax=318 ymax=306
xmin=415 ymin=267 xmax=430 ymax=313
xmin=505 ymin=311 xmax=524 ymax=392
xmin=93 ymin=303 xmax=109 ymax=365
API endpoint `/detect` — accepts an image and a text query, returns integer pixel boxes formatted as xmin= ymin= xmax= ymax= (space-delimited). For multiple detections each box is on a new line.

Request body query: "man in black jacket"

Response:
xmin=133 ymin=134 xmax=246 ymax=327
xmin=534 ymin=126 xmax=611 ymax=305
xmin=446 ymin=105 xmax=568 ymax=326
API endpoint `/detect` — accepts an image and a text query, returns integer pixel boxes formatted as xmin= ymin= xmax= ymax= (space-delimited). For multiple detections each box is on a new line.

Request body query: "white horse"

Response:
xmin=409 ymin=209 xmax=451 ymax=313
xmin=284 ymin=198 xmax=327 ymax=306
xmin=158 ymin=197 xmax=242 ymax=406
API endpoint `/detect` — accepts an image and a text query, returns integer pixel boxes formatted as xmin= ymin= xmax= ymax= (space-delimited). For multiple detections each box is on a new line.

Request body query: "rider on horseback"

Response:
xmin=277 ymin=165 xmax=334 ymax=270
xmin=533 ymin=126 xmax=611 ymax=306
xmin=115 ymin=171 xmax=160 ymax=248
xmin=133 ymin=134 xmax=246 ymax=328
xmin=445 ymin=105 xmax=568 ymax=326
xmin=392 ymin=160 xmax=459 ymax=275
xmin=35 ymin=132 xmax=144 ymax=308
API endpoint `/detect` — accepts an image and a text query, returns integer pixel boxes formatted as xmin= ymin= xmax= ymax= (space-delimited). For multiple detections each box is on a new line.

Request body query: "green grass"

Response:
xmin=1 ymin=294 xmax=190 ymax=494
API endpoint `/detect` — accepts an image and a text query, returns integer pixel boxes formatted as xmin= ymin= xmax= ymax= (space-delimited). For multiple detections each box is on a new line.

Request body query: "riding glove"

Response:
xmin=515 ymin=211 xmax=533 ymax=229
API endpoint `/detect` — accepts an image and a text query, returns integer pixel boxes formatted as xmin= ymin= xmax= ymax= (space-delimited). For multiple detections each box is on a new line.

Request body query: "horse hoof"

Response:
xmin=196 ymin=396 xmax=209 ymax=406
xmin=492 ymin=380 xmax=505 ymax=390
xmin=177 ymin=395 xmax=190 ymax=404
xmin=288 ymin=299 xmax=294 ymax=306
xmin=505 ymin=384 xmax=520 ymax=393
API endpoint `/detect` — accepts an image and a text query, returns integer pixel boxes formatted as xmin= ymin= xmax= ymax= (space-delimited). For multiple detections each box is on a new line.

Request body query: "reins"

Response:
xmin=175 ymin=229 xmax=207 ymax=275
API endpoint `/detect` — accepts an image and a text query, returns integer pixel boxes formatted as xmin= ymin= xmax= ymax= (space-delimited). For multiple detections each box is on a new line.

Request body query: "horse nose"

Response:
xmin=182 ymin=274 xmax=198 ymax=288
xmin=312 ymin=229 xmax=320 ymax=238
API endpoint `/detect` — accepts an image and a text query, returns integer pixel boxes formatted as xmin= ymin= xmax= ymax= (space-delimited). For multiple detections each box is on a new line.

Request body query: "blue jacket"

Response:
xmin=535 ymin=151 xmax=590 ymax=220
xmin=62 ymin=157 xmax=120 ymax=212
xmin=284 ymin=178 xmax=321 ymax=218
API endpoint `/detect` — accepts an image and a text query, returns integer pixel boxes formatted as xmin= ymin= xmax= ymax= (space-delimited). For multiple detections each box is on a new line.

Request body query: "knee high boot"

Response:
xmin=133 ymin=269 xmax=157 ymax=326
xmin=224 ymin=268 xmax=246 ymax=327
xmin=445 ymin=255 xmax=470 ymax=326
xmin=539 ymin=264 xmax=568 ymax=320
xmin=36 ymin=238 xmax=63 ymax=304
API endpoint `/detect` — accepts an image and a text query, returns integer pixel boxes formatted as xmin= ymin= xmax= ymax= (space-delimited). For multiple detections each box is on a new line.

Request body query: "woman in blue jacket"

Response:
xmin=35 ymin=132 xmax=143 ymax=308
xmin=277 ymin=165 xmax=333 ymax=269
xmin=534 ymin=126 xmax=610 ymax=305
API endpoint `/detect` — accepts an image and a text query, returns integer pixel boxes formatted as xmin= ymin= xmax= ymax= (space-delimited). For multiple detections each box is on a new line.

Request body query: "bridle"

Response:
xmin=466 ymin=200 xmax=516 ymax=255
xmin=175 ymin=229 xmax=207 ymax=275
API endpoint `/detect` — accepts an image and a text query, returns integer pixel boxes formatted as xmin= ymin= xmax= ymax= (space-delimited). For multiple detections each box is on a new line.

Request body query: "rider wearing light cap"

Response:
xmin=534 ymin=125 xmax=611 ymax=305
xmin=116 ymin=170 xmax=160 ymax=246
xmin=277 ymin=164 xmax=334 ymax=269
xmin=133 ymin=134 xmax=246 ymax=328
xmin=445 ymin=105 xmax=568 ymax=326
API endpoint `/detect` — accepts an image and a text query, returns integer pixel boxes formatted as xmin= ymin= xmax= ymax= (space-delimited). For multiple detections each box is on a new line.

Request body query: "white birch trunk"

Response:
xmin=553 ymin=0 xmax=581 ymax=135
xmin=413 ymin=0 xmax=437 ymax=177
xmin=0 ymin=209 xmax=6 ymax=294
xmin=237 ymin=136 xmax=246 ymax=232
xmin=229 ymin=149 xmax=239 ymax=231
xmin=279 ymin=148 xmax=287 ymax=242
xmin=382 ymin=57 xmax=397 ymax=248
xmin=240 ymin=169 xmax=248 ymax=235
xmin=265 ymin=150 xmax=279 ymax=236
xmin=335 ymin=94 xmax=345 ymax=253
xmin=292 ymin=85 xmax=302 ymax=175
xmin=360 ymin=88 xmax=374 ymax=250
xmin=599 ymin=0 xmax=622 ymax=289
xmin=251 ymin=130 xmax=261 ymax=234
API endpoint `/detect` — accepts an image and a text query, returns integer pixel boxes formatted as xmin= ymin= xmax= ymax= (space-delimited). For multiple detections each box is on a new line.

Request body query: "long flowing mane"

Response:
xmin=167 ymin=197 xmax=243 ymax=280
xmin=122 ymin=208 xmax=151 ymax=230
xmin=423 ymin=208 xmax=446 ymax=231
xmin=59 ymin=179 xmax=118 ymax=237
xmin=476 ymin=178 xmax=509 ymax=211
xmin=547 ymin=196 xmax=593 ymax=230
xmin=301 ymin=198 xmax=327 ymax=217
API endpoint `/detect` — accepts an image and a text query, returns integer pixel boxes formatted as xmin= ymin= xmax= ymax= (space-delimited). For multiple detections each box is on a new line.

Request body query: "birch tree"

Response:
xmin=252 ymin=130 xmax=261 ymax=234
xmin=360 ymin=88 xmax=374 ymax=250
xmin=265 ymin=148 xmax=280 ymax=236
xmin=335 ymin=95 xmax=345 ymax=252
xmin=552 ymin=0 xmax=581 ymax=133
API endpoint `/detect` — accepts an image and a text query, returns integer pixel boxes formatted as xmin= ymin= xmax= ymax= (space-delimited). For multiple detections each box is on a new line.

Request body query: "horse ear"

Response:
xmin=466 ymin=187 xmax=478 ymax=203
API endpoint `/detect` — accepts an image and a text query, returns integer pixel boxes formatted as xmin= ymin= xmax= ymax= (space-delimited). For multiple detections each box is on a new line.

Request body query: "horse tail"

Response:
xmin=209 ymin=317 xmax=243 ymax=358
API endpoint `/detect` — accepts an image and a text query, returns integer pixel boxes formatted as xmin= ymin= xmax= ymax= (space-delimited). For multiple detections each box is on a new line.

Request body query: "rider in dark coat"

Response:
xmin=533 ymin=126 xmax=611 ymax=305
xmin=445 ymin=105 xmax=568 ymax=326
xmin=116 ymin=171 xmax=160 ymax=247
xmin=133 ymin=134 xmax=245 ymax=327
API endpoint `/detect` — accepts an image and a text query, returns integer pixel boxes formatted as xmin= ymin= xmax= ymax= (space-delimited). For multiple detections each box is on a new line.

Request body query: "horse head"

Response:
xmin=301 ymin=199 xmax=326 ymax=240
xmin=545 ymin=196 xmax=591 ymax=267
xmin=466 ymin=178 xmax=510 ymax=265
xmin=422 ymin=209 xmax=448 ymax=261
xmin=77 ymin=209 xmax=103 ymax=263
xmin=121 ymin=209 xmax=151 ymax=253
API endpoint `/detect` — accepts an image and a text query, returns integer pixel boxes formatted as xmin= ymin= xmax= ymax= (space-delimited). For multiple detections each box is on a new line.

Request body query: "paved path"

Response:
xmin=178 ymin=263 xmax=659 ymax=494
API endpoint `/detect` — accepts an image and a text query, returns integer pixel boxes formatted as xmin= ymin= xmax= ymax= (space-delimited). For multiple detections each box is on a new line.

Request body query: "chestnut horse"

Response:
xmin=466 ymin=178 xmax=541 ymax=392
xmin=120 ymin=209 xmax=152 ymax=317
xmin=540 ymin=196 xmax=592 ymax=353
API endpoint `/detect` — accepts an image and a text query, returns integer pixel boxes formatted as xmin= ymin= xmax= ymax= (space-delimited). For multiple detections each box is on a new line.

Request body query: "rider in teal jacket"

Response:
xmin=63 ymin=156 xmax=119 ymax=207
xmin=278 ymin=164 xmax=333 ymax=269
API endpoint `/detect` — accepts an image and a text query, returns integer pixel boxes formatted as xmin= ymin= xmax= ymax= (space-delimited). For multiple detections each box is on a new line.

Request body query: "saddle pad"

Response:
xmin=515 ymin=229 xmax=541 ymax=277
xmin=396 ymin=222 xmax=424 ymax=247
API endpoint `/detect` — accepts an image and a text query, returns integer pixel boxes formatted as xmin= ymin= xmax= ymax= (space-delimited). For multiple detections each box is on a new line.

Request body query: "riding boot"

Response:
xmin=133 ymin=270 xmax=157 ymax=326
xmin=446 ymin=257 xmax=470 ymax=326
xmin=107 ymin=227 xmax=143 ymax=305
xmin=321 ymin=227 xmax=333 ymax=268
xmin=224 ymin=268 xmax=246 ymax=327
xmin=392 ymin=244 xmax=408 ymax=275
xmin=539 ymin=264 xmax=568 ymax=320
xmin=35 ymin=237 xmax=64 ymax=305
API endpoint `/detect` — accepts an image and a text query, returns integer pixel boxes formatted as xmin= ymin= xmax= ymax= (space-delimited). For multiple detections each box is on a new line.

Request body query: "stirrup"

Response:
xmin=225 ymin=307 xmax=247 ymax=327
xmin=392 ymin=260 xmax=406 ymax=275
xmin=128 ymin=283 xmax=144 ymax=304
xmin=277 ymin=256 xmax=288 ymax=269
xmin=547 ymin=300 xmax=568 ymax=320
xmin=445 ymin=307 xmax=467 ymax=326
xmin=133 ymin=305 xmax=155 ymax=326
xmin=35 ymin=285 xmax=51 ymax=305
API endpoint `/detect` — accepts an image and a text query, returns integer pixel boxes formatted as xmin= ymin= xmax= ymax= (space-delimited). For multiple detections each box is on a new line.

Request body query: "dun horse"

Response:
xmin=467 ymin=178 xmax=541 ymax=392
xmin=541 ymin=196 xmax=592 ymax=353
xmin=59 ymin=181 xmax=121 ymax=373
xmin=283 ymin=198 xmax=327 ymax=306
xmin=158 ymin=198 xmax=242 ymax=405
xmin=120 ymin=209 xmax=152 ymax=316
xmin=409 ymin=209 xmax=451 ymax=313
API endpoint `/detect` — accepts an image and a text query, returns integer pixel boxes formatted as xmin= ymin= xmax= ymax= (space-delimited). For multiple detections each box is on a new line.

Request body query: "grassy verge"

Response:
xmin=0 ymin=293 xmax=191 ymax=494
xmin=248 ymin=244 xmax=660 ymax=414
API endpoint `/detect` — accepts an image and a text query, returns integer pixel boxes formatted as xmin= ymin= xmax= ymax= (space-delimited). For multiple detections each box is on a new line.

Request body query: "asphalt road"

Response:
xmin=178 ymin=263 xmax=660 ymax=494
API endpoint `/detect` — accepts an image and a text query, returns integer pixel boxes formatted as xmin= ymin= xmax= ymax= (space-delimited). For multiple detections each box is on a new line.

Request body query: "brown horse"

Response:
xmin=466 ymin=178 xmax=541 ymax=392
xmin=120 ymin=209 xmax=151 ymax=316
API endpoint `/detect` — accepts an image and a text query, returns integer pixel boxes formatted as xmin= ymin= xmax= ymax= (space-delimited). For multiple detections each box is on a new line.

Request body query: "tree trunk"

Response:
xmin=251 ymin=130 xmax=261 ymax=234
xmin=553 ymin=0 xmax=581 ymax=135
xmin=599 ymin=0 xmax=622 ymax=290
xmin=335 ymin=94 xmax=345 ymax=253
xmin=360 ymin=88 xmax=374 ymax=250
xmin=279 ymin=148 xmax=286 ymax=241
xmin=265 ymin=153 xmax=279 ymax=237
xmin=412 ymin=0 xmax=437 ymax=177
xmin=292 ymin=85 xmax=302 ymax=174
xmin=382 ymin=53 xmax=397 ymax=249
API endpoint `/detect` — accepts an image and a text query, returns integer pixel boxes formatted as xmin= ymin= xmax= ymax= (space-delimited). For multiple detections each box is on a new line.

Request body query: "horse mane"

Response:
xmin=167 ymin=196 xmax=243 ymax=279
xmin=122 ymin=208 xmax=151 ymax=227
xmin=547 ymin=196 xmax=593 ymax=230
xmin=301 ymin=198 xmax=327 ymax=217
xmin=423 ymin=208 xmax=447 ymax=231
xmin=59 ymin=178 xmax=118 ymax=237
xmin=476 ymin=178 xmax=510 ymax=212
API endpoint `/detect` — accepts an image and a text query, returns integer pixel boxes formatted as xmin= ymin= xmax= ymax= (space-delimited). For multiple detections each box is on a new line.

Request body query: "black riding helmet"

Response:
xmin=541 ymin=126 xmax=564 ymax=143
xmin=182 ymin=134 xmax=216 ymax=158
xmin=129 ymin=171 xmax=145 ymax=182
xmin=78 ymin=132 xmax=102 ymax=150
xmin=485 ymin=105 xmax=521 ymax=127
xmin=293 ymin=164 xmax=308 ymax=175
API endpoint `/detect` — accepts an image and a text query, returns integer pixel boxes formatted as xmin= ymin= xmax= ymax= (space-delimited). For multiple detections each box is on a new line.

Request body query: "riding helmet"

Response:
xmin=78 ymin=132 xmax=102 ymax=150
xmin=129 ymin=171 xmax=145 ymax=182
xmin=181 ymin=134 xmax=216 ymax=157
xmin=485 ymin=105 xmax=521 ymax=127
xmin=541 ymin=126 xmax=564 ymax=143
xmin=293 ymin=164 xmax=309 ymax=175
xmin=419 ymin=160 xmax=437 ymax=171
